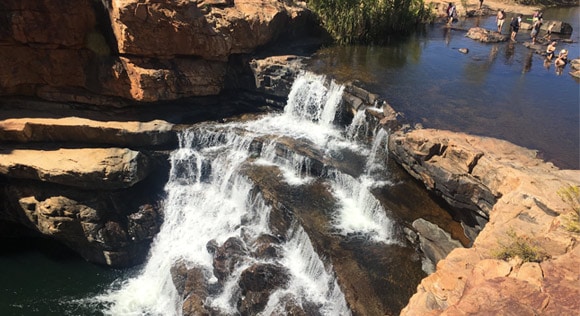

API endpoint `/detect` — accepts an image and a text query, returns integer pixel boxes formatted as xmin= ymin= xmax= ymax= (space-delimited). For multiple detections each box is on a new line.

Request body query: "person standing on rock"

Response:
xmin=447 ymin=3 xmax=456 ymax=26
xmin=510 ymin=14 xmax=522 ymax=42
xmin=530 ymin=17 xmax=542 ymax=45
xmin=496 ymin=10 xmax=505 ymax=33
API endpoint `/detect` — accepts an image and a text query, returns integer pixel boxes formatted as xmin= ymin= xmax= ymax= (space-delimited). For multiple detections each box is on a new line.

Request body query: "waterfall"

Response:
xmin=91 ymin=71 xmax=396 ymax=315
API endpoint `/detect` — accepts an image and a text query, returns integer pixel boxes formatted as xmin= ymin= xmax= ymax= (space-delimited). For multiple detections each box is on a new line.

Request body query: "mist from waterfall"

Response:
xmin=90 ymin=71 xmax=396 ymax=315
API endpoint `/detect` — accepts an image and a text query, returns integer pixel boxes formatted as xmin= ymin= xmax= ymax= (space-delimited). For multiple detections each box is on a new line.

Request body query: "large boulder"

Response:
xmin=0 ymin=147 xmax=150 ymax=190
xmin=2 ymin=181 xmax=163 ymax=266
xmin=0 ymin=0 xmax=314 ymax=104
xmin=109 ymin=0 xmax=306 ymax=61
xmin=390 ymin=128 xmax=580 ymax=315
xmin=466 ymin=27 xmax=508 ymax=43
xmin=412 ymin=218 xmax=464 ymax=267
xmin=0 ymin=117 xmax=175 ymax=146
xmin=238 ymin=263 xmax=290 ymax=315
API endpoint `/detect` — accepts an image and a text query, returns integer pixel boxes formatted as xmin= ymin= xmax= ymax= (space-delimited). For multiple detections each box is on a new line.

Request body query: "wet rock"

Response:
xmin=466 ymin=27 xmax=508 ymax=43
xmin=570 ymin=59 xmax=580 ymax=79
xmin=182 ymin=295 xmax=210 ymax=316
xmin=127 ymin=204 xmax=161 ymax=242
xmin=251 ymin=234 xmax=283 ymax=259
xmin=379 ymin=101 xmax=403 ymax=131
xmin=212 ymin=237 xmax=249 ymax=282
xmin=412 ymin=218 xmax=464 ymax=266
xmin=239 ymin=263 xmax=290 ymax=292
xmin=458 ymin=48 xmax=469 ymax=54
xmin=540 ymin=20 xmax=573 ymax=34
xmin=342 ymin=84 xmax=379 ymax=115
xmin=250 ymin=55 xmax=305 ymax=98
xmin=170 ymin=261 xmax=211 ymax=316
xmin=206 ymin=239 xmax=219 ymax=255
xmin=238 ymin=263 xmax=290 ymax=315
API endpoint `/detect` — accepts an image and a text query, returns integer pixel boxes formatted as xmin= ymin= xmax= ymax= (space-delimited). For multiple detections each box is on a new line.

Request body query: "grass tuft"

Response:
xmin=492 ymin=229 xmax=548 ymax=263
xmin=557 ymin=185 xmax=580 ymax=233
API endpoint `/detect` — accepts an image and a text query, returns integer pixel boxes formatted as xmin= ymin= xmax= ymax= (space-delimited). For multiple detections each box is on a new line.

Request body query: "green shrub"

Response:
xmin=492 ymin=229 xmax=547 ymax=263
xmin=308 ymin=0 xmax=433 ymax=44
xmin=557 ymin=185 xmax=580 ymax=233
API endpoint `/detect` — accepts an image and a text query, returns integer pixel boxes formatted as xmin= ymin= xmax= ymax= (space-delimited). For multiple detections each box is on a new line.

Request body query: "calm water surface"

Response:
xmin=0 ymin=7 xmax=578 ymax=316
xmin=309 ymin=7 xmax=580 ymax=169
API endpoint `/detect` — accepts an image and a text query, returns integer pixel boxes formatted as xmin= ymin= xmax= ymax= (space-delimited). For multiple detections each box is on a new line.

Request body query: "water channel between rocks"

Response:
xmin=87 ymin=72 xmax=460 ymax=315
xmin=1 ymin=8 xmax=577 ymax=316
xmin=1 ymin=72 xmax=462 ymax=316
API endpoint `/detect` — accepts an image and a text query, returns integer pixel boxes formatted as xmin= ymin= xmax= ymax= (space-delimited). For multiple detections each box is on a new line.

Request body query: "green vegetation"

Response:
xmin=308 ymin=0 xmax=433 ymax=44
xmin=492 ymin=229 xmax=547 ymax=263
xmin=557 ymin=185 xmax=580 ymax=233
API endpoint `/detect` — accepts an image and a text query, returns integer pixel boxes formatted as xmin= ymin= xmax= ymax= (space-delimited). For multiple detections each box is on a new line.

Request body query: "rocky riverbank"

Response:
xmin=0 ymin=0 xmax=316 ymax=266
xmin=387 ymin=127 xmax=580 ymax=315
xmin=1 ymin=0 xmax=578 ymax=314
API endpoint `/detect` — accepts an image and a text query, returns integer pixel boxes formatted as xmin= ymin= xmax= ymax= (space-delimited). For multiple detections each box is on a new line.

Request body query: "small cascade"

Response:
xmin=367 ymin=128 xmax=390 ymax=174
xmin=284 ymin=71 xmax=344 ymax=127
xmin=327 ymin=170 xmax=396 ymax=243
xmin=91 ymin=71 xmax=399 ymax=315
xmin=262 ymin=226 xmax=350 ymax=316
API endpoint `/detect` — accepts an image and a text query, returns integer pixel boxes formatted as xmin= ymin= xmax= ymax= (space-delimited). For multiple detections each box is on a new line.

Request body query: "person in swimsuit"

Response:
xmin=546 ymin=41 xmax=557 ymax=61
xmin=530 ymin=18 xmax=542 ymax=44
xmin=555 ymin=49 xmax=568 ymax=66
xmin=496 ymin=10 xmax=505 ymax=33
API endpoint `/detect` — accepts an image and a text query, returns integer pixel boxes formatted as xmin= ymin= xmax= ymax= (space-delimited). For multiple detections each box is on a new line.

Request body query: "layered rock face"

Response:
xmin=0 ymin=0 xmax=315 ymax=266
xmin=0 ymin=0 xmax=311 ymax=104
xmin=0 ymin=113 xmax=174 ymax=266
xmin=389 ymin=128 xmax=580 ymax=315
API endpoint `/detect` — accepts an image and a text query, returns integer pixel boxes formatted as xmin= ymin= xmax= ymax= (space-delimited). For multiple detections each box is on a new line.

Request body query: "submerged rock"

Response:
xmin=212 ymin=237 xmax=249 ymax=283
xmin=238 ymin=263 xmax=290 ymax=315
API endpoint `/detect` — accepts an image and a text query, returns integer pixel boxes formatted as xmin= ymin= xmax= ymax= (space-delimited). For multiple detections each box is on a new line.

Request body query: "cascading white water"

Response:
xmin=91 ymin=71 xmax=397 ymax=315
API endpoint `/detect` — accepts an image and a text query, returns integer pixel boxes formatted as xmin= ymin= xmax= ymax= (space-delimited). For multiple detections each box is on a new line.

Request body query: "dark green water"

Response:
xmin=1 ymin=8 xmax=578 ymax=316
xmin=309 ymin=7 xmax=580 ymax=169
xmin=0 ymin=236 xmax=124 ymax=315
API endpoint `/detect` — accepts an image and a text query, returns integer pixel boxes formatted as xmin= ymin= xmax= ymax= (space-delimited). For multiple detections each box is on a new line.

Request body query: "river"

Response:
xmin=308 ymin=6 xmax=580 ymax=169
xmin=0 ymin=8 xmax=578 ymax=316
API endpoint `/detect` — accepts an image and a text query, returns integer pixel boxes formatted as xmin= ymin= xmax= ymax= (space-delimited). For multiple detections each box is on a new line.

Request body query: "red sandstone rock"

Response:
xmin=392 ymin=129 xmax=580 ymax=315
xmin=0 ymin=0 xmax=309 ymax=103
xmin=109 ymin=0 xmax=303 ymax=61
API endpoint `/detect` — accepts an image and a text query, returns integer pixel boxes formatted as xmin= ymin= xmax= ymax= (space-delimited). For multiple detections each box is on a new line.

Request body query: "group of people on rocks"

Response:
xmin=494 ymin=9 xmax=569 ymax=67
xmin=447 ymin=4 xmax=571 ymax=71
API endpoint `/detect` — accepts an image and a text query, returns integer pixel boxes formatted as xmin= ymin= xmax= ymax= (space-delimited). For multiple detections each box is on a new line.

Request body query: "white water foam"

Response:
xmin=261 ymin=226 xmax=351 ymax=316
xmin=91 ymin=71 xmax=396 ymax=315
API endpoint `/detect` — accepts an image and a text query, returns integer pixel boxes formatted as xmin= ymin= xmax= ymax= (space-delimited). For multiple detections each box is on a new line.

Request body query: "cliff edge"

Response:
xmin=388 ymin=128 xmax=579 ymax=315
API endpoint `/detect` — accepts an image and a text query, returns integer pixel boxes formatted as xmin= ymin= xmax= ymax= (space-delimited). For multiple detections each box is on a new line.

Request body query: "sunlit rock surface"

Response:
xmin=390 ymin=128 xmax=580 ymax=315
xmin=0 ymin=0 xmax=312 ymax=103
